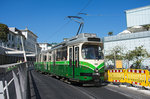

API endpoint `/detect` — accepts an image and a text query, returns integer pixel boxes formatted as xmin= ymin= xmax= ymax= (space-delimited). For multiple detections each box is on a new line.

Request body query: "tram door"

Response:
xmin=69 ymin=46 xmax=79 ymax=79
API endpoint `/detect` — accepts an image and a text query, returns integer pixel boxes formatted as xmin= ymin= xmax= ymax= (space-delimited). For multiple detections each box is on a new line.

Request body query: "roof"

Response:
xmin=118 ymin=30 xmax=131 ymax=35
xmin=9 ymin=27 xmax=26 ymax=39
xmin=9 ymin=30 xmax=17 ymax=35
xmin=20 ymin=29 xmax=38 ymax=38
xmin=50 ymin=33 xmax=101 ymax=50
xmin=38 ymin=43 xmax=52 ymax=46
xmin=125 ymin=5 xmax=150 ymax=13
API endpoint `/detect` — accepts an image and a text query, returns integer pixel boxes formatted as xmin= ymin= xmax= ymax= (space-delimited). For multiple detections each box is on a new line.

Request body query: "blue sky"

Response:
xmin=0 ymin=0 xmax=150 ymax=43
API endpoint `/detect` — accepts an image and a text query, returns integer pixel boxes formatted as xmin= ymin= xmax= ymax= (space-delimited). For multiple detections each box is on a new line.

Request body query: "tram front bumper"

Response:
xmin=92 ymin=72 xmax=100 ymax=82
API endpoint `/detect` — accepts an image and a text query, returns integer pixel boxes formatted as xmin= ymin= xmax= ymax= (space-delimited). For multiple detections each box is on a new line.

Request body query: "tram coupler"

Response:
xmin=92 ymin=73 xmax=100 ymax=82
xmin=92 ymin=68 xmax=100 ymax=83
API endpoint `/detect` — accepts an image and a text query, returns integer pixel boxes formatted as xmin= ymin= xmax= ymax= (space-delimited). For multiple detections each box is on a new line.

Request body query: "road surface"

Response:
xmin=28 ymin=69 xmax=150 ymax=99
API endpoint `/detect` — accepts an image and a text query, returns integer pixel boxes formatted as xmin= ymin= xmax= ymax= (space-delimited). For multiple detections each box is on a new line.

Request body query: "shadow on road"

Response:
xmin=70 ymin=81 xmax=110 ymax=88
xmin=28 ymin=69 xmax=41 ymax=99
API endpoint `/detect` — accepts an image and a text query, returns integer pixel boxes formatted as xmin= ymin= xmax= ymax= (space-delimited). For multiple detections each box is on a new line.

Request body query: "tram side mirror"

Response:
xmin=75 ymin=47 xmax=79 ymax=67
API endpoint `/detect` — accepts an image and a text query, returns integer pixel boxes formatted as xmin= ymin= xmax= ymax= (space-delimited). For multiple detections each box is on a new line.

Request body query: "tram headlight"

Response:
xmin=94 ymin=68 xmax=99 ymax=73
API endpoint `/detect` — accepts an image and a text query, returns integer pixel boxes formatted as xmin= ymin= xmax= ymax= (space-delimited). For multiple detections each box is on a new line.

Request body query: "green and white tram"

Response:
xmin=35 ymin=33 xmax=104 ymax=85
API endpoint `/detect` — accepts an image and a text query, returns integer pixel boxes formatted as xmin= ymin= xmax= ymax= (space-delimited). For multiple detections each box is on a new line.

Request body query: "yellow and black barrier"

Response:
xmin=148 ymin=73 xmax=150 ymax=87
xmin=108 ymin=69 xmax=150 ymax=87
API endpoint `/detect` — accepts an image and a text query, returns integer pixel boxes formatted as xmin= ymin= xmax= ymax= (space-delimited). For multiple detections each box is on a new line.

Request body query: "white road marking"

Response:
xmin=105 ymin=87 xmax=134 ymax=99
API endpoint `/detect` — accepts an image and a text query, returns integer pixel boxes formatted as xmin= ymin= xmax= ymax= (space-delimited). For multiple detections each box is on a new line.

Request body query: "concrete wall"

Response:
xmin=104 ymin=31 xmax=150 ymax=68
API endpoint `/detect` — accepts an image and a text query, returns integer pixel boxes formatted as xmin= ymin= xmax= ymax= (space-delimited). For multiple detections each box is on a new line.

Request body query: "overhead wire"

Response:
xmin=48 ymin=20 xmax=71 ymax=41
xmin=76 ymin=0 xmax=93 ymax=34
xmin=78 ymin=0 xmax=92 ymax=13
xmin=49 ymin=0 xmax=93 ymax=42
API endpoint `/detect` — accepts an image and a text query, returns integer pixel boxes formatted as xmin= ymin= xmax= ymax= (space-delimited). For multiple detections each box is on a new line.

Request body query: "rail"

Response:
xmin=0 ymin=62 xmax=28 ymax=99
xmin=107 ymin=69 xmax=150 ymax=87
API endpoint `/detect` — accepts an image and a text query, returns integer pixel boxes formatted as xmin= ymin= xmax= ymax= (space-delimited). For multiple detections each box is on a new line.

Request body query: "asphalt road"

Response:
xmin=28 ymin=70 xmax=150 ymax=99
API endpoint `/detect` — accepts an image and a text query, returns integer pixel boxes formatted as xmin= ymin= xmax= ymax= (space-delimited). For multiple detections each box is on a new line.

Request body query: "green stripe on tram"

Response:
xmin=49 ymin=61 xmax=95 ymax=70
xmin=79 ymin=61 xmax=95 ymax=70
xmin=36 ymin=61 xmax=104 ymax=71
xmin=97 ymin=62 xmax=104 ymax=70
xmin=55 ymin=61 xmax=69 ymax=65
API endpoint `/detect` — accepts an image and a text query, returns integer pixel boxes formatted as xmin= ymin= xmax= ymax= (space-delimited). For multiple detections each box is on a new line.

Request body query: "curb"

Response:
xmin=108 ymin=83 xmax=150 ymax=95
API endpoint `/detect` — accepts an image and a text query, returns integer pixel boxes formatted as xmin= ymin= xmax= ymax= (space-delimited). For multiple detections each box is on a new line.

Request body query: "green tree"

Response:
xmin=143 ymin=24 xmax=150 ymax=31
xmin=105 ymin=46 xmax=124 ymax=68
xmin=0 ymin=23 xmax=9 ymax=42
xmin=108 ymin=32 xmax=113 ymax=36
xmin=130 ymin=46 xmax=148 ymax=69
xmin=123 ymin=51 xmax=134 ymax=68
xmin=105 ymin=46 xmax=124 ymax=60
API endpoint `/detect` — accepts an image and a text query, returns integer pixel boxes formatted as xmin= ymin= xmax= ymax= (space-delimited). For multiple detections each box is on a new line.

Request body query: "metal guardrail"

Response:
xmin=0 ymin=62 xmax=28 ymax=99
xmin=107 ymin=69 xmax=150 ymax=87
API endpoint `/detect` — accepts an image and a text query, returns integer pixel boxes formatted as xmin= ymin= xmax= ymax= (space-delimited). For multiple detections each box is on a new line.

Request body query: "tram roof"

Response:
xmin=44 ymin=33 xmax=102 ymax=53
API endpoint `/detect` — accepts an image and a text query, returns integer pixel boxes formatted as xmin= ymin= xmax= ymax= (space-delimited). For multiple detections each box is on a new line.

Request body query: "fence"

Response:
xmin=0 ymin=62 xmax=28 ymax=99
xmin=108 ymin=69 xmax=150 ymax=87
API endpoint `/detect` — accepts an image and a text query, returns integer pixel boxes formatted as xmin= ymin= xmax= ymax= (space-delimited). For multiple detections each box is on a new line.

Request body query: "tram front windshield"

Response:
xmin=82 ymin=44 xmax=102 ymax=59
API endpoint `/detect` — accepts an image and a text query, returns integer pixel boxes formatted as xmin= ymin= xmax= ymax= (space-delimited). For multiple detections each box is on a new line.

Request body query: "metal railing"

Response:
xmin=0 ymin=62 xmax=28 ymax=99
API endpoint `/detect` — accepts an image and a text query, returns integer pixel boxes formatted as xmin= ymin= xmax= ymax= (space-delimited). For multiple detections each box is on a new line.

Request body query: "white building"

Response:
xmin=38 ymin=43 xmax=52 ymax=52
xmin=126 ymin=5 xmax=150 ymax=27
xmin=8 ymin=27 xmax=26 ymax=50
xmin=104 ymin=31 xmax=150 ymax=67
xmin=21 ymin=27 xmax=38 ymax=52
xmin=0 ymin=27 xmax=26 ymax=51
xmin=35 ymin=43 xmax=42 ymax=54
xmin=104 ymin=5 xmax=150 ymax=68
xmin=0 ymin=27 xmax=40 ymax=54
xmin=0 ymin=30 xmax=16 ymax=48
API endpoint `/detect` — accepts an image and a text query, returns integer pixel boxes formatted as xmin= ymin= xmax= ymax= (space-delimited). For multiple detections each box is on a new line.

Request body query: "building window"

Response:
xmin=8 ymin=34 xmax=11 ymax=40
xmin=12 ymin=35 xmax=14 ymax=41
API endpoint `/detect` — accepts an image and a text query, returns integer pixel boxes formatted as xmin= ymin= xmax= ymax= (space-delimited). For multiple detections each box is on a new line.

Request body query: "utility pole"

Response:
xmin=35 ymin=44 xmax=38 ymax=62
xmin=21 ymin=36 xmax=27 ymax=62
xmin=114 ymin=51 xmax=116 ymax=69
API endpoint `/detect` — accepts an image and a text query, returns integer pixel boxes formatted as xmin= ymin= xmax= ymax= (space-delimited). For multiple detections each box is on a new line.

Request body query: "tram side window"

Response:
xmin=56 ymin=50 xmax=61 ymax=61
xmin=75 ymin=47 xmax=79 ymax=67
xmin=53 ymin=51 xmax=56 ymax=62
xmin=48 ymin=52 xmax=51 ymax=61
xmin=56 ymin=47 xmax=67 ymax=61
xmin=69 ymin=48 xmax=72 ymax=66
xmin=49 ymin=56 xmax=51 ymax=61
xmin=43 ymin=55 xmax=47 ymax=62
xmin=62 ymin=47 xmax=67 ymax=60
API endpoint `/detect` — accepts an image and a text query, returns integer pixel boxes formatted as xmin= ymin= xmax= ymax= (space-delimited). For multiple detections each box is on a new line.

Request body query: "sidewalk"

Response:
xmin=107 ymin=83 xmax=150 ymax=96
xmin=27 ymin=67 xmax=41 ymax=99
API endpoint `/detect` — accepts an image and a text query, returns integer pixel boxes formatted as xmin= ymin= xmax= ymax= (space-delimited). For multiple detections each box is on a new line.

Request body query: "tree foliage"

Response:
xmin=105 ymin=45 xmax=149 ymax=69
xmin=130 ymin=46 xmax=148 ymax=69
xmin=108 ymin=32 xmax=113 ymax=36
xmin=124 ymin=46 xmax=149 ymax=69
xmin=143 ymin=24 xmax=150 ymax=31
xmin=105 ymin=46 xmax=124 ymax=61
xmin=0 ymin=23 xmax=9 ymax=42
